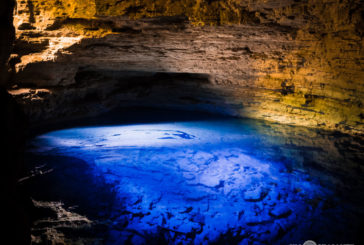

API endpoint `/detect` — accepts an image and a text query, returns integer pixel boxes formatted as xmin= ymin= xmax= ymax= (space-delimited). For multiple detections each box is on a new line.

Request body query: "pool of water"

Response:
xmin=24 ymin=110 xmax=364 ymax=245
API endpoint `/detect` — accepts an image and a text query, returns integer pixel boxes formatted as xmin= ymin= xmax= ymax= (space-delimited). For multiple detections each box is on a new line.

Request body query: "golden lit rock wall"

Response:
xmin=249 ymin=1 xmax=364 ymax=132
xmin=14 ymin=0 xmax=96 ymax=29
xmin=10 ymin=0 xmax=364 ymax=134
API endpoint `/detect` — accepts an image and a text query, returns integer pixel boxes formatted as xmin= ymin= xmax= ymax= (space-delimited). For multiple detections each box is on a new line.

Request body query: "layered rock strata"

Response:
xmin=9 ymin=0 xmax=364 ymax=135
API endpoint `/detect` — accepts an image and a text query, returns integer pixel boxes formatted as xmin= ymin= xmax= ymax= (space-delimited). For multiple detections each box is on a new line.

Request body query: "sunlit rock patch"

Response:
xmin=25 ymin=119 xmax=364 ymax=244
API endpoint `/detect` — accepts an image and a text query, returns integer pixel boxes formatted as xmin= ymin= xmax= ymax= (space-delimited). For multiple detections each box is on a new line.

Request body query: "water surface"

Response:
xmin=25 ymin=111 xmax=364 ymax=244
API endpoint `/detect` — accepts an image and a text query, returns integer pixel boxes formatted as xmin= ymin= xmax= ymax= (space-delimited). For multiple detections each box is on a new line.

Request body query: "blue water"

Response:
xmin=26 ymin=117 xmax=364 ymax=244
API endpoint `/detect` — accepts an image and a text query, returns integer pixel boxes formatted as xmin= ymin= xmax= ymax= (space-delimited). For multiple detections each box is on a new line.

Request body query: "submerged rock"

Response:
xmin=24 ymin=119 xmax=364 ymax=244
xmin=243 ymin=188 xmax=269 ymax=202
xmin=269 ymin=205 xmax=292 ymax=219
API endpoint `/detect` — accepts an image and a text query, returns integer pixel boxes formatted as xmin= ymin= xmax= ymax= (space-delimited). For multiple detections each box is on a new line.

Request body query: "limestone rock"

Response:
xmin=8 ymin=0 xmax=364 ymax=135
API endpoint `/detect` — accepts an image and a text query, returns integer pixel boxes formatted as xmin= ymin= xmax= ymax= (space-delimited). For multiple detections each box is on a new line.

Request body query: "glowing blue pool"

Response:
xmin=26 ymin=116 xmax=364 ymax=244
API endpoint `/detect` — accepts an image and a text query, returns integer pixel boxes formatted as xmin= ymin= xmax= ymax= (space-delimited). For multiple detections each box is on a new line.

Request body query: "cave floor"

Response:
xmin=22 ymin=111 xmax=364 ymax=245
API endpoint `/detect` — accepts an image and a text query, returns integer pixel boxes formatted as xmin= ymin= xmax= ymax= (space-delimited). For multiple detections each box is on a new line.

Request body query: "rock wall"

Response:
xmin=9 ymin=0 xmax=364 ymax=135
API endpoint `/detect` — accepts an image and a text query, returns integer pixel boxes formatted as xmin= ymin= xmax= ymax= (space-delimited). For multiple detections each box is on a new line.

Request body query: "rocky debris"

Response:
xmin=30 ymin=200 xmax=97 ymax=245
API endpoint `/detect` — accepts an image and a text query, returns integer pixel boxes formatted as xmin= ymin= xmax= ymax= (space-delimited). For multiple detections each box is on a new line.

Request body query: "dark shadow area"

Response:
xmin=1 ymin=87 xmax=30 ymax=244
xmin=21 ymin=154 xmax=117 ymax=243
xmin=17 ymin=67 xmax=244 ymax=132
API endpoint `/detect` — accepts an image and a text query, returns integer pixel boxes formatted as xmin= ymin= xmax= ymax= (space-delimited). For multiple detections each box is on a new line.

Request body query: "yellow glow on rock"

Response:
xmin=11 ymin=0 xmax=364 ymax=134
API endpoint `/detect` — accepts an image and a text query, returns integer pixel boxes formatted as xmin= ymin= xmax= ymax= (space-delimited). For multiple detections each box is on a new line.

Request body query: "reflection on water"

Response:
xmin=25 ymin=112 xmax=364 ymax=244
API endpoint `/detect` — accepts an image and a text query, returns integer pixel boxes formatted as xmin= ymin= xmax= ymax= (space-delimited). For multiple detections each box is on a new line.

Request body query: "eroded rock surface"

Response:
xmin=7 ymin=0 xmax=364 ymax=135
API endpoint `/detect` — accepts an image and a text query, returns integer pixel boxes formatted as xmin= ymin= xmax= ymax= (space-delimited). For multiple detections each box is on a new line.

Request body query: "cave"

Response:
xmin=1 ymin=0 xmax=364 ymax=244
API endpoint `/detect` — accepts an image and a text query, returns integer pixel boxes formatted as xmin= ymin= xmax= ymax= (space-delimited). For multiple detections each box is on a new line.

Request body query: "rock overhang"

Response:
xmin=7 ymin=0 xmax=364 ymax=135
